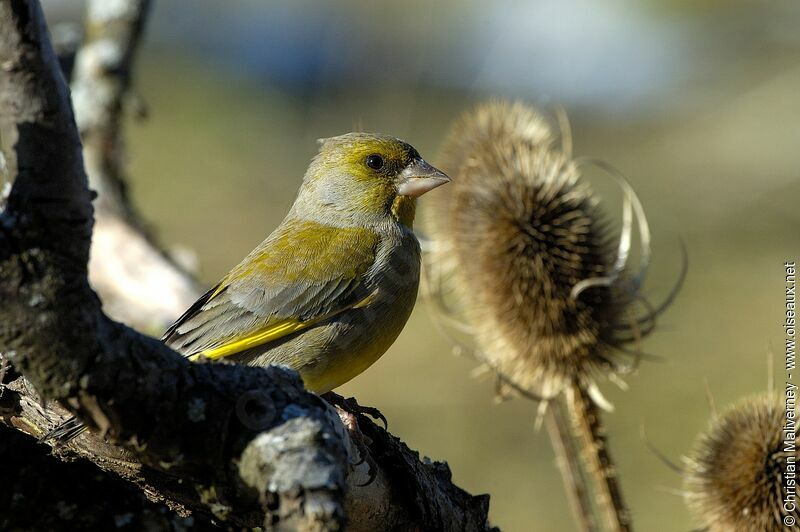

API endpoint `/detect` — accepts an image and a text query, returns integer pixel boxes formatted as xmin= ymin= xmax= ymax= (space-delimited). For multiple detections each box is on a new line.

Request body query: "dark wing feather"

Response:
xmin=162 ymin=284 xmax=225 ymax=344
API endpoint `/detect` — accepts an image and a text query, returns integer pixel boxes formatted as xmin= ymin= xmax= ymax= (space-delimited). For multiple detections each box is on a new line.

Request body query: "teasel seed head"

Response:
xmin=424 ymin=100 xmax=655 ymax=399
xmin=683 ymin=393 xmax=797 ymax=532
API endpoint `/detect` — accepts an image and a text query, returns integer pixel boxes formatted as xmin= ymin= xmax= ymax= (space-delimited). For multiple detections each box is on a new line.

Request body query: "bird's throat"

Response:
xmin=391 ymin=195 xmax=416 ymax=227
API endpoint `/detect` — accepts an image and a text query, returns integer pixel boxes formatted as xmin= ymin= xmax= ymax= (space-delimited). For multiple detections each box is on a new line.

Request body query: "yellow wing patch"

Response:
xmin=188 ymin=289 xmax=379 ymax=362
xmin=188 ymin=319 xmax=308 ymax=361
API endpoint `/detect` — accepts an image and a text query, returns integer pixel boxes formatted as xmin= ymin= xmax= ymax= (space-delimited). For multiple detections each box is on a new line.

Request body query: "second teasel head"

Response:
xmin=682 ymin=393 xmax=797 ymax=531
xmin=424 ymin=100 xmax=656 ymax=399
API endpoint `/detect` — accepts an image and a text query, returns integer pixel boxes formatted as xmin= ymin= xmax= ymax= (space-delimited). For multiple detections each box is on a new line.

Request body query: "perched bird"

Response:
xmin=45 ymin=133 xmax=448 ymax=442
xmin=163 ymin=132 xmax=449 ymax=393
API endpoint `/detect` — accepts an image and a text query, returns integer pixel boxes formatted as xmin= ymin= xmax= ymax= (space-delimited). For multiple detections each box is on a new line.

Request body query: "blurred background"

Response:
xmin=42 ymin=1 xmax=800 ymax=530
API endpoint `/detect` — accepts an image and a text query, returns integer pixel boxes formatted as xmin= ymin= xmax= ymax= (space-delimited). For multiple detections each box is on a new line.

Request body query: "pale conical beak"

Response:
xmin=396 ymin=159 xmax=450 ymax=198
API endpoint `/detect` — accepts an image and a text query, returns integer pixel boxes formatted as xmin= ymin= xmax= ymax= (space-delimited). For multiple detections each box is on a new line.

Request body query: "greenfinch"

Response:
xmin=163 ymin=132 xmax=449 ymax=393
xmin=44 ymin=132 xmax=447 ymax=442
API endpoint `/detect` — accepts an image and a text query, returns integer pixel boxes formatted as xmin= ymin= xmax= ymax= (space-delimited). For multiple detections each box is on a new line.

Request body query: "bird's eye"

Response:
xmin=366 ymin=154 xmax=384 ymax=170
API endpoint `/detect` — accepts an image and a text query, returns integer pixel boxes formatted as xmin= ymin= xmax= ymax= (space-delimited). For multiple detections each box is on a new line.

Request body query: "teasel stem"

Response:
xmin=566 ymin=381 xmax=632 ymax=532
xmin=545 ymin=397 xmax=598 ymax=532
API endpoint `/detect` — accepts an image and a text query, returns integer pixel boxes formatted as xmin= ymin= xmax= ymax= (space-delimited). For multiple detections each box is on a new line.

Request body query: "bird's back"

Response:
xmin=163 ymin=217 xmax=420 ymax=393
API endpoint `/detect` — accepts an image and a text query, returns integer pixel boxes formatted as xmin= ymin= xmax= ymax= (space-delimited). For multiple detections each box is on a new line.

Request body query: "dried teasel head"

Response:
xmin=423 ymin=100 xmax=669 ymax=399
xmin=683 ymin=393 xmax=797 ymax=531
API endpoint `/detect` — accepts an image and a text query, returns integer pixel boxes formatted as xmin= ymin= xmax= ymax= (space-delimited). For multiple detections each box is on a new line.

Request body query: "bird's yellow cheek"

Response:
xmin=352 ymin=181 xmax=396 ymax=215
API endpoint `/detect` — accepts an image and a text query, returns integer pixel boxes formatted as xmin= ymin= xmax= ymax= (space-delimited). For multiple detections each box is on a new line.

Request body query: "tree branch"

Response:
xmin=71 ymin=0 xmax=200 ymax=332
xmin=0 ymin=423 xmax=208 ymax=530
xmin=72 ymin=0 xmax=150 ymax=219
xmin=0 ymin=1 xmax=493 ymax=529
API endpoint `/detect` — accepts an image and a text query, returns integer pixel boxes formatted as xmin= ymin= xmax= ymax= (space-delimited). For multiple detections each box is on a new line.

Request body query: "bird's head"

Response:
xmin=297 ymin=133 xmax=450 ymax=227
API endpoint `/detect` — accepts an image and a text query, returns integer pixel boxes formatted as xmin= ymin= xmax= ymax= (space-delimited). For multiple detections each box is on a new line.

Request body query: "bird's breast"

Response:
xmin=298 ymin=229 xmax=421 ymax=392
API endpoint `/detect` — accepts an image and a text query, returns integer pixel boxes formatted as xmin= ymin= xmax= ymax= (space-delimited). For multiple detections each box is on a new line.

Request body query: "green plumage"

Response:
xmin=163 ymin=133 xmax=448 ymax=393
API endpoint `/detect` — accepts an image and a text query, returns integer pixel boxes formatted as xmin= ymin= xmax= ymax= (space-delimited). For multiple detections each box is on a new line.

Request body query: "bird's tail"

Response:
xmin=40 ymin=416 xmax=87 ymax=443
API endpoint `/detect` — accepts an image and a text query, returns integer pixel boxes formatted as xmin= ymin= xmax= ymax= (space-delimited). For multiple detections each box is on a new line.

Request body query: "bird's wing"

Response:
xmin=162 ymin=221 xmax=380 ymax=361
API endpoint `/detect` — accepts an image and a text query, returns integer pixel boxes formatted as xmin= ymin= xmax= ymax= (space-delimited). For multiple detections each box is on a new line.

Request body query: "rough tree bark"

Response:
xmin=0 ymin=1 xmax=493 ymax=530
